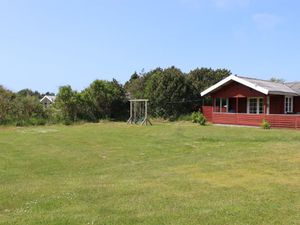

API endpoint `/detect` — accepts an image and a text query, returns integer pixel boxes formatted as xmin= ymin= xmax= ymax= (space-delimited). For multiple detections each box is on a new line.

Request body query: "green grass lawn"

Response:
xmin=0 ymin=122 xmax=299 ymax=225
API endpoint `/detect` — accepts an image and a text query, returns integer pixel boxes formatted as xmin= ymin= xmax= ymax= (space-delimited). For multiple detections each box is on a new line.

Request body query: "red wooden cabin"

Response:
xmin=201 ymin=75 xmax=300 ymax=129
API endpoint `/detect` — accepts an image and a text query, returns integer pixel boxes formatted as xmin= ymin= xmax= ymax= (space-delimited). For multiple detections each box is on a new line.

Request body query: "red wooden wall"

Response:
xmin=211 ymin=81 xmax=264 ymax=98
xmin=202 ymin=79 xmax=300 ymax=128
xmin=269 ymin=96 xmax=300 ymax=114
xmin=269 ymin=95 xmax=284 ymax=114
xmin=202 ymin=106 xmax=213 ymax=122
xmin=294 ymin=97 xmax=300 ymax=113
xmin=202 ymin=106 xmax=300 ymax=129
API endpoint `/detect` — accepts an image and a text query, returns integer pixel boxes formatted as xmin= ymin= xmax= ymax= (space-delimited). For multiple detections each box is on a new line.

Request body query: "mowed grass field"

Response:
xmin=0 ymin=122 xmax=300 ymax=225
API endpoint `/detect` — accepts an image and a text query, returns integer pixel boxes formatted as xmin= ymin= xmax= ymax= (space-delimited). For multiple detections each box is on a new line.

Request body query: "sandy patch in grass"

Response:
xmin=16 ymin=128 xmax=59 ymax=134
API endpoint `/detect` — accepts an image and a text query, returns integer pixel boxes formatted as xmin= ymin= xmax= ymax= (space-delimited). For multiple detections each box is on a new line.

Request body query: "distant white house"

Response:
xmin=40 ymin=95 xmax=56 ymax=107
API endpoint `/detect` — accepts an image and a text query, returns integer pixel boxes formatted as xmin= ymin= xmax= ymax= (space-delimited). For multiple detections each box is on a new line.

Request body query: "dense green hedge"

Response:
xmin=0 ymin=66 xmax=230 ymax=126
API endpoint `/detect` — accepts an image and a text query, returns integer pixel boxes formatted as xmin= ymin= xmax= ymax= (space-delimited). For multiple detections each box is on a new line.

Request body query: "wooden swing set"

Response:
xmin=127 ymin=99 xmax=152 ymax=125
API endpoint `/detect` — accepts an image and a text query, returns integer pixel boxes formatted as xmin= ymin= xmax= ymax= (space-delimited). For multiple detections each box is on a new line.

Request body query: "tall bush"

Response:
xmin=191 ymin=112 xmax=207 ymax=125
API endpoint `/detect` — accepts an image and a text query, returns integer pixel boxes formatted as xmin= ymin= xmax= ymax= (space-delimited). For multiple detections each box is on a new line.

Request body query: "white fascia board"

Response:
xmin=40 ymin=96 xmax=47 ymax=102
xmin=40 ymin=95 xmax=54 ymax=103
xmin=233 ymin=76 xmax=269 ymax=95
xmin=201 ymin=75 xmax=269 ymax=96
xmin=200 ymin=75 xmax=234 ymax=97
xmin=268 ymin=91 xmax=298 ymax=96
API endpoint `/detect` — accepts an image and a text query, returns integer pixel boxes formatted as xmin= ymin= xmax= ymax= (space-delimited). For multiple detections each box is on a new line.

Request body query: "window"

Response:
xmin=215 ymin=98 xmax=220 ymax=111
xmin=285 ymin=96 xmax=293 ymax=113
xmin=221 ymin=98 xmax=227 ymax=112
xmin=214 ymin=98 xmax=228 ymax=112
xmin=249 ymin=98 xmax=257 ymax=114
xmin=259 ymin=98 xmax=264 ymax=114
xmin=248 ymin=97 xmax=264 ymax=114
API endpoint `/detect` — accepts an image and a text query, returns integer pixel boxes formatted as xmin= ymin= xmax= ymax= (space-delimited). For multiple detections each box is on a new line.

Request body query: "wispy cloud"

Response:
xmin=252 ymin=13 xmax=282 ymax=31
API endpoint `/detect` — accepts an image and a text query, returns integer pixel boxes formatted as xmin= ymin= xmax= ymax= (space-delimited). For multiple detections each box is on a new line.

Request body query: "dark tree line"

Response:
xmin=125 ymin=67 xmax=231 ymax=119
xmin=54 ymin=79 xmax=127 ymax=123
xmin=0 ymin=66 xmax=231 ymax=125
xmin=0 ymin=86 xmax=50 ymax=125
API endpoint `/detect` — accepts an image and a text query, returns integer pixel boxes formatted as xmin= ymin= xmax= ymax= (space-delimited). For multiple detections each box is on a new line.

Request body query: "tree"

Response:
xmin=145 ymin=66 xmax=193 ymax=118
xmin=82 ymin=79 xmax=127 ymax=121
xmin=129 ymin=72 xmax=139 ymax=80
xmin=0 ymin=66 xmax=234 ymax=125
xmin=54 ymin=86 xmax=79 ymax=122
xmin=0 ymin=86 xmax=14 ymax=123
xmin=124 ymin=71 xmax=148 ymax=99
xmin=187 ymin=68 xmax=231 ymax=106
xmin=86 ymin=80 xmax=114 ymax=119
xmin=11 ymin=95 xmax=46 ymax=121
xmin=110 ymin=79 xmax=127 ymax=119
xmin=0 ymin=86 xmax=49 ymax=125
xmin=270 ymin=77 xmax=285 ymax=83
xmin=187 ymin=68 xmax=231 ymax=98
xmin=43 ymin=91 xmax=55 ymax=96
xmin=17 ymin=89 xmax=42 ymax=99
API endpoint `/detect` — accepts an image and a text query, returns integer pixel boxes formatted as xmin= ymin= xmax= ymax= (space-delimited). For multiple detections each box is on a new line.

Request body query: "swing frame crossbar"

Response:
xmin=127 ymin=99 xmax=152 ymax=125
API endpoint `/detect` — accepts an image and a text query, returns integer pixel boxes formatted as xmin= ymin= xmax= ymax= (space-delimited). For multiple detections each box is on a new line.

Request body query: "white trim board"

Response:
xmin=40 ymin=96 xmax=55 ymax=103
xmin=284 ymin=96 xmax=294 ymax=113
xmin=247 ymin=97 xmax=264 ymax=114
xmin=201 ymin=75 xmax=269 ymax=97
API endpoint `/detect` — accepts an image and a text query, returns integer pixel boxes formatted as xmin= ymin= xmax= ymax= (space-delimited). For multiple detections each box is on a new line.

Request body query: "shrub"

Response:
xmin=191 ymin=112 xmax=206 ymax=126
xmin=14 ymin=118 xmax=47 ymax=127
xmin=29 ymin=118 xmax=47 ymax=126
xmin=176 ymin=114 xmax=193 ymax=121
xmin=261 ymin=119 xmax=271 ymax=129
xmin=15 ymin=120 xmax=27 ymax=127
xmin=63 ymin=118 xmax=73 ymax=126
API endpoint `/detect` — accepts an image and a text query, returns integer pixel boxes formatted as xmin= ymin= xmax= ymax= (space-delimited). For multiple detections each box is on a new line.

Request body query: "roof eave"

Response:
xmin=268 ymin=91 xmax=299 ymax=96
xmin=201 ymin=75 xmax=269 ymax=97
xmin=40 ymin=96 xmax=55 ymax=103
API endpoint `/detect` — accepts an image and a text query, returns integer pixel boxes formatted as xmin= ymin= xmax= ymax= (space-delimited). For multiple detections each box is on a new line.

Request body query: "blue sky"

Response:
xmin=1 ymin=0 xmax=300 ymax=93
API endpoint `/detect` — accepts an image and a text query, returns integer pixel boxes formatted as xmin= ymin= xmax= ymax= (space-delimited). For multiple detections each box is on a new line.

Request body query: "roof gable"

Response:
xmin=201 ymin=75 xmax=268 ymax=96
xmin=201 ymin=75 xmax=299 ymax=97
xmin=40 ymin=95 xmax=56 ymax=103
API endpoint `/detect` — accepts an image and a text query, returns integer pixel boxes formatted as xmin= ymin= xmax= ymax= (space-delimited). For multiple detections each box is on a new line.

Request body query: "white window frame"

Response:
xmin=214 ymin=98 xmax=229 ymax=113
xmin=226 ymin=98 xmax=229 ymax=113
xmin=284 ymin=96 xmax=293 ymax=114
xmin=247 ymin=97 xmax=264 ymax=114
xmin=267 ymin=96 xmax=270 ymax=114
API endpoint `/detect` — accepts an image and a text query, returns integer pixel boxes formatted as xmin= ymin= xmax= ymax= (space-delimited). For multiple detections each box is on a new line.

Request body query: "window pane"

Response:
xmin=259 ymin=98 xmax=264 ymax=114
xmin=222 ymin=98 xmax=227 ymax=106
xmin=249 ymin=98 xmax=257 ymax=114
xmin=214 ymin=98 xmax=220 ymax=112
xmin=285 ymin=97 xmax=292 ymax=113
xmin=221 ymin=98 xmax=227 ymax=112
